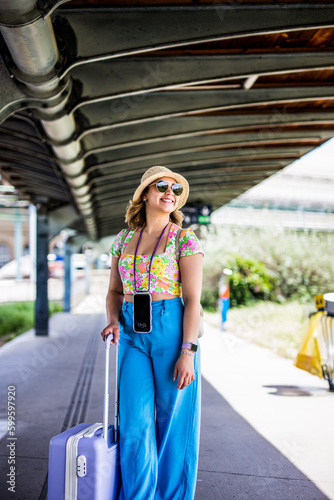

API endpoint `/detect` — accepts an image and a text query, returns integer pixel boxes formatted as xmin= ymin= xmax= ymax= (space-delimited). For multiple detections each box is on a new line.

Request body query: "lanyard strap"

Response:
xmin=134 ymin=222 xmax=169 ymax=293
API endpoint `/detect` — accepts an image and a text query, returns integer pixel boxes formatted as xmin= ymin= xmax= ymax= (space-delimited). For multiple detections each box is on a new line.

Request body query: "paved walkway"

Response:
xmin=200 ymin=322 xmax=334 ymax=500
xmin=0 ymin=285 xmax=333 ymax=499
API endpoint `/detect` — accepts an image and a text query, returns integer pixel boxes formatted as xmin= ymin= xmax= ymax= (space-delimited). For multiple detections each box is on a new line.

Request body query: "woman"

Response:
xmin=101 ymin=165 xmax=204 ymax=500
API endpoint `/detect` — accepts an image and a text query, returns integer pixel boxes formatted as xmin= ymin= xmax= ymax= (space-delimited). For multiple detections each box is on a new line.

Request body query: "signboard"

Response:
xmin=182 ymin=204 xmax=212 ymax=225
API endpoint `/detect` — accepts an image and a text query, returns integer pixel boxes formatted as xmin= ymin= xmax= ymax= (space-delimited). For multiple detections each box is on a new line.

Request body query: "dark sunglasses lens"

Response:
xmin=172 ymin=183 xmax=183 ymax=196
xmin=156 ymin=181 xmax=169 ymax=193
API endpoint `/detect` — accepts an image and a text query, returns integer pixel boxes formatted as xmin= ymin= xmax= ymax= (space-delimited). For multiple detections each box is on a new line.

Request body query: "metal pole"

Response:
xmin=14 ymin=208 xmax=23 ymax=280
xmin=84 ymin=250 xmax=91 ymax=296
xmin=35 ymin=205 xmax=49 ymax=336
xmin=29 ymin=203 xmax=36 ymax=282
xmin=64 ymin=240 xmax=72 ymax=312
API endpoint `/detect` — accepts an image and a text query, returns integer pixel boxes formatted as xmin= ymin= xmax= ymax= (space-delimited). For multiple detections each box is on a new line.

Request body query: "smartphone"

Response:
xmin=133 ymin=292 xmax=152 ymax=333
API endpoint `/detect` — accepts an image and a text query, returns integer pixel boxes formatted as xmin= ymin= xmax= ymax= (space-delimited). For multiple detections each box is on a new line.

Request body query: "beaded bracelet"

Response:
xmin=181 ymin=350 xmax=194 ymax=357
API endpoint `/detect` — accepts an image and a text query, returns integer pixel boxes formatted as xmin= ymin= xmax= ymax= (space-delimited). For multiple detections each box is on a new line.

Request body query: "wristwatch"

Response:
xmin=181 ymin=342 xmax=198 ymax=352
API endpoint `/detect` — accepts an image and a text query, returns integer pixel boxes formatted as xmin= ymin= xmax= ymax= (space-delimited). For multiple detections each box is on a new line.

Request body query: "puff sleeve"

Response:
xmin=109 ymin=229 xmax=128 ymax=258
xmin=179 ymin=228 xmax=204 ymax=257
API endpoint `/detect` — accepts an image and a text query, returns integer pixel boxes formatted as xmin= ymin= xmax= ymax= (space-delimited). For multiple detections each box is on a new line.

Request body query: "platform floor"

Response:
xmin=0 ymin=289 xmax=333 ymax=499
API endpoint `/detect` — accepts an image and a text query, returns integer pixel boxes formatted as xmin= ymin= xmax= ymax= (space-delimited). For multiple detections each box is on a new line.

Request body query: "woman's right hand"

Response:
xmin=100 ymin=323 xmax=120 ymax=344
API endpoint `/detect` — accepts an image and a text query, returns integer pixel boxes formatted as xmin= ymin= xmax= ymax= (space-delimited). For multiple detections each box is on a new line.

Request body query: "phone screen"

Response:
xmin=133 ymin=293 xmax=152 ymax=333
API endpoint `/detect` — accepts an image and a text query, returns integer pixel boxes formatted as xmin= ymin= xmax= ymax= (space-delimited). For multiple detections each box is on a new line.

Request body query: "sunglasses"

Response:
xmin=149 ymin=180 xmax=183 ymax=197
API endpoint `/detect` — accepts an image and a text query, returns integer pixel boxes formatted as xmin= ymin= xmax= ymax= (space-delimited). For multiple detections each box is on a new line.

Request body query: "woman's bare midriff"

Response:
xmin=124 ymin=293 xmax=181 ymax=303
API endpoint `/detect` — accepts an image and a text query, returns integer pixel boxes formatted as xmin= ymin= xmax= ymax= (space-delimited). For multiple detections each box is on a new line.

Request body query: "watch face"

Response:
xmin=191 ymin=344 xmax=198 ymax=352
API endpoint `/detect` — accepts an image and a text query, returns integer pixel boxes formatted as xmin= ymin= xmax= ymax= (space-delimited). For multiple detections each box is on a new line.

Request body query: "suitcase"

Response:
xmin=48 ymin=335 xmax=121 ymax=500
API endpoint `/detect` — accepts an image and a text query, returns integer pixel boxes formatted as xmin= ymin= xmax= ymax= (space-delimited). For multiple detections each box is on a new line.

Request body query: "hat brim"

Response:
xmin=133 ymin=171 xmax=189 ymax=209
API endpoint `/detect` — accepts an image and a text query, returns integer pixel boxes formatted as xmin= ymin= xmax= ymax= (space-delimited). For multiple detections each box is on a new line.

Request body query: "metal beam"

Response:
xmin=82 ymin=129 xmax=334 ymax=164
xmin=0 ymin=2 xmax=98 ymax=239
xmin=86 ymin=146 xmax=317 ymax=192
xmin=91 ymin=149 xmax=308 ymax=183
xmin=80 ymin=113 xmax=334 ymax=150
xmin=0 ymin=159 xmax=72 ymax=189
xmin=152 ymin=147 xmax=310 ymax=167
xmin=74 ymin=87 xmax=334 ymax=127
xmin=86 ymin=145 xmax=307 ymax=189
xmin=0 ymin=56 xmax=72 ymax=123
xmin=94 ymin=165 xmax=285 ymax=206
xmin=84 ymin=131 xmax=330 ymax=175
xmin=69 ymin=53 xmax=334 ymax=105
xmin=1 ymin=2 xmax=334 ymax=240
xmin=54 ymin=5 xmax=334 ymax=73
xmin=92 ymin=161 xmax=293 ymax=204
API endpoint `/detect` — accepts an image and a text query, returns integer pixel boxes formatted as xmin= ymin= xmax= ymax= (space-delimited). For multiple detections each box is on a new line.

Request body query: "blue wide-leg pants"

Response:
xmin=118 ymin=298 xmax=201 ymax=500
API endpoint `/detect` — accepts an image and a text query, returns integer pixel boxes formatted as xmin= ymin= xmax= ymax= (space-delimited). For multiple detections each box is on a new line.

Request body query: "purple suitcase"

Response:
xmin=48 ymin=336 xmax=121 ymax=500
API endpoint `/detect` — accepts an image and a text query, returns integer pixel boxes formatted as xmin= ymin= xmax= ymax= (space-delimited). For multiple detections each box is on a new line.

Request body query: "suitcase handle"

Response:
xmin=104 ymin=334 xmax=119 ymax=444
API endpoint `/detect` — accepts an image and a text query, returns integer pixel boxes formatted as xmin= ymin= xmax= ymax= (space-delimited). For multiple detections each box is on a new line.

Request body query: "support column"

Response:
xmin=64 ymin=240 xmax=72 ymax=312
xmin=35 ymin=205 xmax=49 ymax=336
xmin=83 ymin=244 xmax=93 ymax=296
xmin=85 ymin=252 xmax=91 ymax=296
xmin=14 ymin=208 xmax=23 ymax=279
xmin=29 ymin=203 xmax=36 ymax=282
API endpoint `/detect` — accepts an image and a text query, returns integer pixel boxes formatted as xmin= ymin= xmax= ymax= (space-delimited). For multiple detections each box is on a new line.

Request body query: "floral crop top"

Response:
xmin=110 ymin=223 xmax=204 ymax=295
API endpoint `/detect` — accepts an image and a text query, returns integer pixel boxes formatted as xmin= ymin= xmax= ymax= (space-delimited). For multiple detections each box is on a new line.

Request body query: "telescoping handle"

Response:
xmin=103 ymin=334 xmax=119 ymax=444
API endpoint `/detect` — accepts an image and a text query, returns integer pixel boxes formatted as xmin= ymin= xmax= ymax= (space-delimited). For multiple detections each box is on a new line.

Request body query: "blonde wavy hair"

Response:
xmin=125 ymin=189 xmax=184 ymax=229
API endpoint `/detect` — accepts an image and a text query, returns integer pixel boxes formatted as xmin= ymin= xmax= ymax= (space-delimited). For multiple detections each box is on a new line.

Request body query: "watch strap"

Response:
xmin=181 ymin=342 xmax=198 ymax=352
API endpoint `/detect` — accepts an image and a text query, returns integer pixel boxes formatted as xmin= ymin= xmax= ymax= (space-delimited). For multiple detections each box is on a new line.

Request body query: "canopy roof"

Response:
xmin=1 ymin=1 xmax=334 ymax=239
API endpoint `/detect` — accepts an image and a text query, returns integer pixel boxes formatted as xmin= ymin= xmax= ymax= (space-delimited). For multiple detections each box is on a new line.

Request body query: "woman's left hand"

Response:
xmin=173 ymin=354 xmax=195 ymax=390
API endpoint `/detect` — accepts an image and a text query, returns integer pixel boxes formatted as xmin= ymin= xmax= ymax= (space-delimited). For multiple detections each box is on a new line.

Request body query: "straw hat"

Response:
xmin=132 ymin=166 xmax=189 ymax=209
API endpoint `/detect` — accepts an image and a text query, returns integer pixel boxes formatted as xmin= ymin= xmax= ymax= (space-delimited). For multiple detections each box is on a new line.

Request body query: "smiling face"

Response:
xmin=144 ymin=176 xmax=180 ymax=214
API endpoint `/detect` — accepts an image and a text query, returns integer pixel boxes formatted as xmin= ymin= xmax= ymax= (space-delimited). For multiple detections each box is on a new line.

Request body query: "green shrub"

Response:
xmin=201 ymin=252 xmax=276 ymax=309
xmin=226 ymin=255 xmax=277 ymax=307
xmin=0 ymin=302 xmax=63 ymax=339
xmin=200 ymin=225 xmax=334 ymax=308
